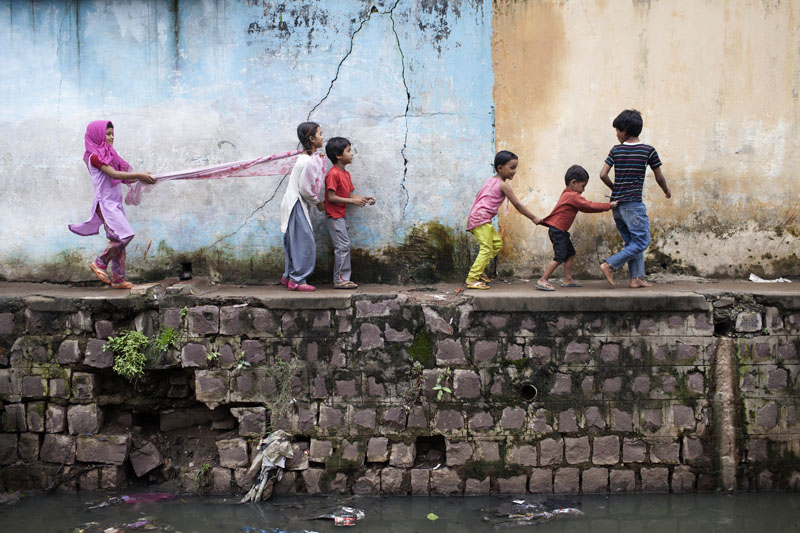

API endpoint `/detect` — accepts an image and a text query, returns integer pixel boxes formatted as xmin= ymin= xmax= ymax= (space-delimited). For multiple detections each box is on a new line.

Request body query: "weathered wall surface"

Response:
xmin=1 ymin=286 xmax=799 ymax=494
xmin=0 ymin=0 xmax=492 ymax=282
xmin=493 ymin=0 xmax=800 ymax=279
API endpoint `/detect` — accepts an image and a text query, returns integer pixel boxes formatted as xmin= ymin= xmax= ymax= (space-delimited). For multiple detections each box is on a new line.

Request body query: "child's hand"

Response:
xmin=139 ymin=173 xmax=156 ymax=185
xmin=532 ymin=215 xmax=542 ymax=225
xmin=366 ymin=196 xmax=376 ymax=205
xmin=316 ymin=202 xmax=325 ymax=211
xmin=664 ymin=189 xmax=672 ymax=199
xmin=610 ymin=201 xmax=618 ymax=209
xmin=352 ymin=196 xmax=369 ymax=207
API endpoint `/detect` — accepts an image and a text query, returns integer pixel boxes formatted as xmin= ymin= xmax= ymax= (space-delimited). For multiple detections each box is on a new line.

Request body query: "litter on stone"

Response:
xmin=482 ymin=499 xmax=584 ymax=529
xmin=241 ymin=430 xmax=294 ymax=503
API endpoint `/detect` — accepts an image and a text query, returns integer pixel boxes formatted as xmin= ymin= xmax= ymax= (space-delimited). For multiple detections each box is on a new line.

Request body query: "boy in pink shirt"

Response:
xmin=536 ymin=165 xmax=617 ymax=291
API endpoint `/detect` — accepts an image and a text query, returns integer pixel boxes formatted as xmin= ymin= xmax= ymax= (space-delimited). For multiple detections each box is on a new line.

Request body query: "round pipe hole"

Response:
xmin=520 ymin=383 xmax=538 ymax=401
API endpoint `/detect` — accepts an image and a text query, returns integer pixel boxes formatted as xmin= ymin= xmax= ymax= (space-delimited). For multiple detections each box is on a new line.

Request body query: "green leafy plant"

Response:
xmin=433 ymin=367 xmax=453 ymax=400
xmin=152 ymin=326 xmax=180 ymax=356
xmin=234 ymin=352 xmax=251 ymax=372
xmin=180 ymin=306 xmax=188 ymax=319
xmin=207 ymin=350 xmax=220 ymax=363
xmin=262 ymin=358 xmax=299 ymax=423
xmin=105 ymin=330 xmax=150 ymax=381
xmin=195 ymin=462 xmax=212 ymax=482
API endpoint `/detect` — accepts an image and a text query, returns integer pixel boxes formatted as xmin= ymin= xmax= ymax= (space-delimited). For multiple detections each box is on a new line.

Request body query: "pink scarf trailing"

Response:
xmin=125 ymin=150 xmax=326 ymax=206
xmin=84 ymin=120 xmax=131 ymax=171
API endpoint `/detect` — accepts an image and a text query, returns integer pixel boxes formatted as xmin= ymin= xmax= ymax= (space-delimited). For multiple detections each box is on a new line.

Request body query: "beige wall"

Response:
xmin=493 ymin=0 xmax=800 ymax=278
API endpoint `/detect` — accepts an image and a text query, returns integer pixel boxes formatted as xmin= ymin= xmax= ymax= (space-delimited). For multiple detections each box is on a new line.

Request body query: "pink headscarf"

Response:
xmin=83 ymin=120 xmax=131 ymax=171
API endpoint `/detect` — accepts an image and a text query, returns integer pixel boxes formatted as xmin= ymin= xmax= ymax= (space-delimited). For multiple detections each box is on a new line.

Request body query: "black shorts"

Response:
xmin=548 ymin=226 xmax=576 ymax=263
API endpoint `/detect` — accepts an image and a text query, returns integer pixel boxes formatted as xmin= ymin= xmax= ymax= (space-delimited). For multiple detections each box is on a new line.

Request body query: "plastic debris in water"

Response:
xmin=315 ymin=506 xmax=366 ymax=526
xmin=120 ymin=493 xmax=176 ymax=504
xmin=427 ymin=512 xmax=439 ymax=521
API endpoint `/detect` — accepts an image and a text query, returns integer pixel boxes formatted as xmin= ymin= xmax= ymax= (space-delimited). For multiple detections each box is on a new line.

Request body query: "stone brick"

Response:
xmin=216 ymin=438 xmax=248 ymax=469
xmin=319 ymin=406 xmax=344 ymax=430
xmin=558 ymin=409 xmax=578 ymax=433
xmin=308 ymin=439 xmax=333 ymax=463
xmin=623 ymin=439 xmax=646 ymax=463
xmin=46 ymin=404 xmax=66 ymax=433
xmin=465 ymin=476 xmax=490 ymax=495
xmin=602 ymin=377 xmax=622 ymax=393
xmin=497 ymin=475 xmax=527 ymax=494
xmin=218 ymin=306 xmax=241 ymax=335
xmin=756 ymin=402 xmax=778 ymax=429
xmin=431 ymin=467 xmax=462 ymax=495
xmin=554 ymin=467 xmax=580 ymax=494
xmin=25 ymin=401 xmax=45 ymax=432
xmin=531 ymin=408 xmax=552 ymax=433
xmin=582 ymin=467 xmax=609 ymax=493
xmin=383 ymin=407 xmax=407 ymax=431
xmin=385 ymin=325 xmax=413 ymax=342
xmin=160 ymin=407 xmax=212 ymax=432
xmin=351 ymin=408 xmax=375 ymax=430
xmin=230 ymin=407 xmax=266 ymax=437
xmin=527 ymin=345 xmax=552 ymax=363
xmin=672 ymin=465 xmax=695 ymax=492
xmin=779 ymin=343 xmax=798 ymax=360
xmin=436 ymin=409 xmax=464 ymax=431
xmin=21 ymin=376 xmax=47 ymax=399
xmin=454 ymin=369 xmax=481 ymax=398
xmin=40 ymin=434 xmax=76 ymax=464
xmin=3 ymin=403 xmax=26 ymax=432
xmin=643 ymin=408 xmax=663 ymax=431
xmin=302 ymin=468 xmax=324 ymax=495
xmin=84 ymin=339 xmax=114 ymax=368
xmin=0 ymin=434 xmax=18 ymax=464
xmin=241 ymin=340 xmax=266 ymax=364
xmin=507 ymin=444 xmax=537 ymax=466
xmin=76 ymin=434 xmax=130 ymax=464
xmin=758 ymin=470 xmax=774 ymax=490
xmin=473 ymin=340 xmax=499 ymax=363
xmin=381 ymin=466 xmax=407 ymax=494
xmin=768 ymin=368 xmax=788 ymax=389
xmin=469 ymin=411 xmax=494 ymax=431
xmin=72 ymin=372 xmax=100 ymax=401
xmin=341 ymin=439 xmax=362 ymax=463
xmin=101 ymin=465 xmax=126 ymax=491
xmin=539 ymin=437 xmax=563 ymax=466
xmin=641 ymin=467 xmax=669 ymax=492
xmin=610 ymin=469 xmax=635 ymax=493
xmin=747 ymin=439 xmax=767 ymax=463
xmin=0 ymin=312 xmax=14 ymax=335
xmin=188 ymin=305 xmax=219 ymax=336
xmin=367 ymin=376 xmax=384 ymax=396
xmin=735 ymin=311 xmax=762 ymax=333
xmin=585 ymin=406 xmax=606 ymax=430
xmin=354 ymin=469 xmax=381 ymax=495
xmin=650 ymin=442 xmax=679 ymax=464
xmin=249 ymin=308 xmax=275 ymax=334
xmin=389 ymin=442 xmax=415 ymax=468
xmin=683 ymin=437 xmax=705 ymax=464
xmin=311 ymin=376 xmax=328 ymax=399
xmin=600 ymin=344 xmax=619 ymax=363
xmin=67 ymin=404 xmax=104 ymax=435
xmin=209 ymin=466 xmax=232 ymax=494
xmin=500 ymin=407 xmax=525 ymax=430
xmin=436 ymin=338 xmax=466 ymax=364
xmin=529 ymin=468 xmax=553 ymax=493
xmin=475 ymin=440 xmax=500 ymax=462
xmin=359 ymin=323 xmax=384 ymax=351
xmin=440 ymin=441 xmax=472 ymax=467
xmin=336 ymin=380 xmax=357 ymax=398
xmin=49 ymin=378 xmax=69 ymax=399
xmin=79 ymin=468 xmax=100 ymax=491
xmin=93 ymin=320 xmax=114 ymax=340
xmin=673 ymin=405 xmax=696 ymax=429
xmin=550 ymin=373 xmax=572 ymax=395
xmin=179 ymin=342 xmax=207 ymax=368
xmin=57 ymin=340 xmax=81 ymax=364
xmin=408 ymin=406 xmax=427 ymax=429
xmin=611 ymin=408 xmax=633 ymax=431
xmin=633 ymin=376 xmax=650 ymax=394
xmin=194 ymin=371 xmax=229 ymax=409
xmin=423 ymin=306 xmax=452 ymax=334
xmin=592 ymin=436 xmax=619 ymax=465
xmin=661 ymin=375 xmax=677 ymax=392
xmin=411 ymin=469 xmax=430 ymax=495
xmin=130 ymin=442 xmax=163 ymax=477
xmin=688 ymin=372 xmax=704 ymax=393
xmin=367 ymin=437 xmax=389 ymax=462
xmin=565 ymin=341 xmax=589 ymax=363
xmin=565 ymin=436 xmax=590 ymax=464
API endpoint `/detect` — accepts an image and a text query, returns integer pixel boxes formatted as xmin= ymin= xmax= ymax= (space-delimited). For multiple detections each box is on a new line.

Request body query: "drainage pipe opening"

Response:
xmin=519 ymin=383 xmax=538 ymax=401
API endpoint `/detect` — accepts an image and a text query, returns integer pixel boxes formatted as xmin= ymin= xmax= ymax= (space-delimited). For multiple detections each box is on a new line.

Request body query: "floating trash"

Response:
xmin=313 ymin=506 xmax=366 ymax=526
xmin=241 ymin=430 xmax=295 ymax=503
xmin=483 ymin=498 xmax=583 ymax=529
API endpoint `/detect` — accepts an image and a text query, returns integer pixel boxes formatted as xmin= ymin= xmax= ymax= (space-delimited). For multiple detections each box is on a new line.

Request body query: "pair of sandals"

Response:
xmin=466 ymin=273 xmax=493 ymax=290
xmin=535 ymin=280 xmax=582 ymax=291
xmin=89 ymin=262 xmax=133 ymax=289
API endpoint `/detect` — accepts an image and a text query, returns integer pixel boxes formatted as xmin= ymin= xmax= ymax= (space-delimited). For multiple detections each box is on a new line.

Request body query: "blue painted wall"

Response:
xmin=0 ymin=0 xmax=494 ymax=281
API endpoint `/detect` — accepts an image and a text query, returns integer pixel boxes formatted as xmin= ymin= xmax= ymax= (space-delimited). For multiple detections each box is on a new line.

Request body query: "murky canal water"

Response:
xmin=1 ymin=492 xmax=799 ymax=532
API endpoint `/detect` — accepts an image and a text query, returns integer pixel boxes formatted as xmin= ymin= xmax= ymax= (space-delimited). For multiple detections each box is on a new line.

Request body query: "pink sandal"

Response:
xmin=287 ymin=280 xmax=316 ymax=292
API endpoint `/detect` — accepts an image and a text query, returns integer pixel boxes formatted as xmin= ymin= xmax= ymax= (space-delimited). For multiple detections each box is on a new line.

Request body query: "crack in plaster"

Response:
xmin=388 ymin=0 xmax=411 ymax=219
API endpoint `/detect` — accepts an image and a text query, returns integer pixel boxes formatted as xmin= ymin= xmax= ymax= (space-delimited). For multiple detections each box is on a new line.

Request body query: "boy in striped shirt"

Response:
xmin=599 ymin=109 xmax=672 ymax=288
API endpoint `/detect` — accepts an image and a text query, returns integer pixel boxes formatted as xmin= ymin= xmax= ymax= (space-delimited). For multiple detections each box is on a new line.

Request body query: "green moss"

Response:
xmin=409 ymin=329 xmax=434 ymax=368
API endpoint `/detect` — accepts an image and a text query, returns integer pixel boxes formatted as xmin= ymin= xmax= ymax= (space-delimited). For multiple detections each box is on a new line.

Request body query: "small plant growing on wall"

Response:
xmin=400 ymin=359 xmax=424 ymax=407
xmin=152 ymin=326 xmax=180 ymax=358
xmin=104 ymin=330 xmax=150 ymax=381
xmin=433 ymin=367 xmax=453 ymax=400
xmin=262 ymin=358 xmax=299 ymax=424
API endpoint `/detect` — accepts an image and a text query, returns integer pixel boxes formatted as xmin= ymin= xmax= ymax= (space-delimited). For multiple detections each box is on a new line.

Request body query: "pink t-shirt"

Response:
xmin=466 ymin=177 xmax=506 ymax=230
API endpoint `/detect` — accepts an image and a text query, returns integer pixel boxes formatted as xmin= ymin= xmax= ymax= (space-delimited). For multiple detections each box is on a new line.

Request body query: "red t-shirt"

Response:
xmin=324 ymin=166 xmax=354 ymax=219
xmin=541 ymin=188 xmax=612 ymax=232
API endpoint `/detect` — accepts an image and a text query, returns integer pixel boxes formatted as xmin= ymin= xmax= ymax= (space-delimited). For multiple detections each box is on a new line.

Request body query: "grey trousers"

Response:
xmin=326 ymin=216 xmax=351 ymax=283
xmin=283 ymin=200 xmax=316 ymax=284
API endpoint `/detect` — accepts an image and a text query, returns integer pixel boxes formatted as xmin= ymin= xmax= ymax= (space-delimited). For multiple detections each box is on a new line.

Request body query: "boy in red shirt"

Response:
xmin=324 ymin=137 xmax=376 ymax=289
xmin=536 ymin=165 xmax=617 ymax=291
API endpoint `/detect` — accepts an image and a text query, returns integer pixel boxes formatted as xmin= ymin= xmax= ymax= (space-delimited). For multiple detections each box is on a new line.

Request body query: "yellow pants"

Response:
xmin=466 ymin=223 xmax=502 ymax=282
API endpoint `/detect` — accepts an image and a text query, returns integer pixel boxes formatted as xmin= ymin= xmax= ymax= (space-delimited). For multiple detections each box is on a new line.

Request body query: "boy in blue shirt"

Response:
xmin=599 ymin=109 xmax=672 ymax=288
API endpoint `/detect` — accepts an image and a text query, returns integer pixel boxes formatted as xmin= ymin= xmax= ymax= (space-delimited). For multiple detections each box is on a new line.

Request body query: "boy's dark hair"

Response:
xmin=564 ymin=164 xmax=589 ymax=185
xmin=297 ymin=121 xmax=320 ymax=153
xmin=612 ymin=109 xmax=643 ymax=138
xmin=325 ymin=137 xmax=351 ymax=164
xmin=494 ymin=150 xmax=518 ymax=171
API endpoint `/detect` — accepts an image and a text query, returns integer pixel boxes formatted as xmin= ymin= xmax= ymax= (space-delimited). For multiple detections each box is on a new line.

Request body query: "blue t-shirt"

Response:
xmin=605 ymin=143 xmax=662 ymax=203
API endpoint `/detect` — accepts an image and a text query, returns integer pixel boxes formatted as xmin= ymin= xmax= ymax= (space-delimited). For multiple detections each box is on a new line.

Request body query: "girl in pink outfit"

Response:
xmin=68 ymin=121 xmax=155 ymax=289
xmin=465 ymin=150 xmax=542 ymax=290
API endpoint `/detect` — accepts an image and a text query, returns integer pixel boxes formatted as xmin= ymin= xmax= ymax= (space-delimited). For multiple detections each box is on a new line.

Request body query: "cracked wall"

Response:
xmin=0 ymin=0 xmax=493 ymax=282
xmin=493 ymin=0 xmax=800 ymax=279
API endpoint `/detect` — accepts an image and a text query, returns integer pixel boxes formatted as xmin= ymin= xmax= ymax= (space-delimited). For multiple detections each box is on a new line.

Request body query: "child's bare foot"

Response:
xmin=629 ymin=278 xmax=652 ymax=288
xmin=600 ymin=262 xmax=615 ymax=286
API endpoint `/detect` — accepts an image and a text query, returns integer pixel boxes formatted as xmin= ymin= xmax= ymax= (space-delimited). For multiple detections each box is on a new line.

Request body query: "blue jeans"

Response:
xmin=605 ymin=201 xmax=650 ymax=279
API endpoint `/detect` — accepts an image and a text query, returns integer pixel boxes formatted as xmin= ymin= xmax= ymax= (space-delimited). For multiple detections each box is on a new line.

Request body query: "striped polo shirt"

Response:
xmin=605 ymin=142 xmax=662 ymax=203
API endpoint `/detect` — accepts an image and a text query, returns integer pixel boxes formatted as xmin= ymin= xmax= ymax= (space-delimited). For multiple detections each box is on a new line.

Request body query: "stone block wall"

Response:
xmin=0 ymin=288 xmax=798 ymax=495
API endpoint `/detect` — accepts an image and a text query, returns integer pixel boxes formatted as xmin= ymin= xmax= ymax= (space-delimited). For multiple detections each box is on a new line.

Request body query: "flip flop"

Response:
xmin=479 ymin=273 xmax=492 ymax=283
xmin=535 ymin=281 xmax=555 ymax=291
xmin=560 ymin=281 xmax=583 ymax=287
xmin=89 ymin=262 xmax=110 ymax=284
xmin=334 ymin=281 xmax=358 ymax=289
xmin=466 ymin=281 xmax=490 ymax=290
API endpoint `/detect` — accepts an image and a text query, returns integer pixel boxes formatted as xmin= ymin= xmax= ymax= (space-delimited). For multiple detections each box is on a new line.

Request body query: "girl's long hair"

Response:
xmin=297 ymin=122 xmax=320 ymax=153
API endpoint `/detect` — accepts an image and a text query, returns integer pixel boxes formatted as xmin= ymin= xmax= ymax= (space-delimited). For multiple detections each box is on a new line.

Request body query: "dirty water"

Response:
xmin=2 ymin=492 xmax=800 ymax=532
